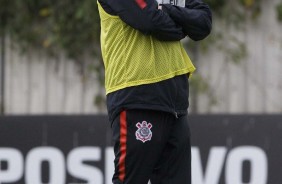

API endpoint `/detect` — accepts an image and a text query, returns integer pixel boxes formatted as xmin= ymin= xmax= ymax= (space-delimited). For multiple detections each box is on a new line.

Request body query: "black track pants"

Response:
xmin=111 ymin=109 xmax=191 ymax=184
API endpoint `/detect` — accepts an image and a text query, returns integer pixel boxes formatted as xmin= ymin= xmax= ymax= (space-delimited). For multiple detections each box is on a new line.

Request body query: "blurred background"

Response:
xmin=0 ymin=0 xmax=282 ymax=184
xmin=0 ymin=0 xmax=281 ymax=115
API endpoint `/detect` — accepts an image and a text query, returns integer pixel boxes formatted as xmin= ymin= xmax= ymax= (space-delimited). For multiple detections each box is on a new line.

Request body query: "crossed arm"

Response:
xmin=98 ymin=0 xmax=212 ymax=41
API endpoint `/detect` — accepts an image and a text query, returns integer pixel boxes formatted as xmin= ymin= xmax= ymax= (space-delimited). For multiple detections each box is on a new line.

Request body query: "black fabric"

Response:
xmin=161 ymin=0 xmax=212 ymax=41
xmin=98 ymin=0 xmax=212 ymax=41
xmin=112 ymin=109 xmax=191 ymax=184
xmin=100 ymin=0 xmax=212 ymax=123
xmin=107 ymin=74 xmax=189 ymax=123
xmin=98 ymin=0 xmax=185 ymax=41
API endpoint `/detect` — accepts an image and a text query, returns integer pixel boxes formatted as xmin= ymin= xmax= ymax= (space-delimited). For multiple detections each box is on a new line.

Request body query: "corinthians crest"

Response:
xmin=135 ymin=121 xmax=153 ymax=143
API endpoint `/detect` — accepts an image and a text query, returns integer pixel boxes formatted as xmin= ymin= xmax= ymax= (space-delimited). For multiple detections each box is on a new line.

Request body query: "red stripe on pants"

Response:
xmin=119 ymin=111 xmax=127 ymax=182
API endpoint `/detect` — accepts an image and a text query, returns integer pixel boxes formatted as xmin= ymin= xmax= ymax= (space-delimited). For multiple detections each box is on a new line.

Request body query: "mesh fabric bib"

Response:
xmin=98 ymin=2 xmax=196 ymax=94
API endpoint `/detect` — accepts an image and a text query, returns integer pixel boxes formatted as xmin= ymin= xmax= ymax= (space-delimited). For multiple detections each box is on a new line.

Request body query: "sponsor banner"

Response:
xmin=0 ymin=115 xmax=281 ymax=184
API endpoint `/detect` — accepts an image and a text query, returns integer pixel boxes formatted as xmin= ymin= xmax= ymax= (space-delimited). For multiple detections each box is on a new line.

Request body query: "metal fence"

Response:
xmin=0 ymin=38 xmax=105 ymax=115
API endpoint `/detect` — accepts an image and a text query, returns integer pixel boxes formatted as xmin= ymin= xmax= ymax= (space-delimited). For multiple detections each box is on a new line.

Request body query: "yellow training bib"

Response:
xmin=98 ymin=2 xmax=196 ymax=94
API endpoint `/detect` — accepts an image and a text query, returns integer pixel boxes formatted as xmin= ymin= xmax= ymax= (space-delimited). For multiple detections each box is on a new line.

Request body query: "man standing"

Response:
xmin=97 ymin=0 xmax=212 ymax=183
